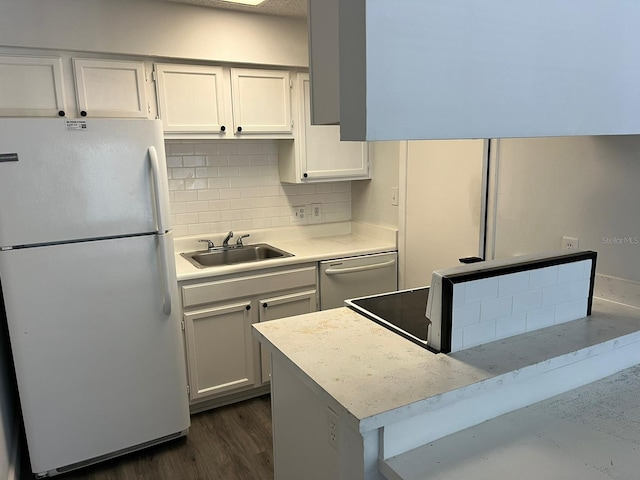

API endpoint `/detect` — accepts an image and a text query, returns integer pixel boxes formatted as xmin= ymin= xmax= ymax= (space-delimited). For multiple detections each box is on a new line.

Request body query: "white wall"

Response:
xmin=351 ymin=142 xmax=400 ymax=229
xmin=490 ymin=135 xmax=640 ymax=283
xmin=0 ymin=0 xmax=308 ymax=67
xmin=402 ymin=140 xmax=486 ymax=288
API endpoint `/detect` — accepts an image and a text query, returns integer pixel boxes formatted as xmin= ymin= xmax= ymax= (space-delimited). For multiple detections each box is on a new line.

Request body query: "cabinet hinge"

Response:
xmin=289 ymin=78 xmax=293 ymax=88
xmin=152 ymin=69 xmax=157 ymax=82
xmin=147 ymin=102 xmax=151 ymax=114
xmin=181 ymin=321 xmax=185 ymax=331
xmin=187 ymin=385 xmax=190 ymax=396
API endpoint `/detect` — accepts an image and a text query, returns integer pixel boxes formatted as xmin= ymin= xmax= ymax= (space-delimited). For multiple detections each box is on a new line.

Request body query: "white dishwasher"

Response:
xmin=319 ymin=252 xmax=398 ymax=310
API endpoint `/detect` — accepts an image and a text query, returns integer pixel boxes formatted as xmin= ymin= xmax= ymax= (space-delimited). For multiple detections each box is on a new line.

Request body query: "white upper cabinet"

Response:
xmin=155 ymin=64 xmax=292 ymax=139
xmin=73 ymin=58 xmax=149 ymax=118
xmin=309 ymin=0 xmax=640 ymax=140
xmin=155 ymin=64 xmax=231 ymax=135
xmin=279 ymin=73 xmax=369 ymax=183
xmin=0 ymin=55 xmax=66 ymax=117
xmin=230 ymin=68 xmax=292 ymax=135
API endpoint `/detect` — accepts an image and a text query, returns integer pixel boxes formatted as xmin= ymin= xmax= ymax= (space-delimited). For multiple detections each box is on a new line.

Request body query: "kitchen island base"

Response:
xmin=255 ymin=298 xmax=640 ymax=480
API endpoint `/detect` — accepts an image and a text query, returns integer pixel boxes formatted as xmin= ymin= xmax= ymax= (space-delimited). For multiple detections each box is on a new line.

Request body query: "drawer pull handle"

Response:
xmin=324 ymin=259 xmax=396 ymax=275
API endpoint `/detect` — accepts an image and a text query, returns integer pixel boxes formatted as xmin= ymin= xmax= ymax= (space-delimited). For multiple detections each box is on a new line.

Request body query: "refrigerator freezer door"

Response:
xmin=0 ymin=233 xmax=190 ymax=475
xmin=0 ymin=118 xmax=167 ymax=248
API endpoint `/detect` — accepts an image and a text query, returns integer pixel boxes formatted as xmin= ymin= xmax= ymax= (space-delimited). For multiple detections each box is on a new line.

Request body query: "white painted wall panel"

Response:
xmin=0 ymin=0 xmax=308 ymax=67
xmin=338 ymin=0 xmax=640 ymax=140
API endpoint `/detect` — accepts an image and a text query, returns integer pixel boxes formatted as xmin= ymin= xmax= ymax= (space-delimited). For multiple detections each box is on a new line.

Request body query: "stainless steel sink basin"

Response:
xmin=181 ymin=243 xmax=293 ymax=268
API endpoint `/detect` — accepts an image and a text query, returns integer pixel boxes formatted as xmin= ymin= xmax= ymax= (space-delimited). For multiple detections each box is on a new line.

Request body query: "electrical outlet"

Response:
xmin=310 ymin=203 xmax=322 ymax=224
xmin=562 ymin=236 xmax=579 ymax=250
xmin=327 ymin=407 xmax=339 ymax=450
xmin=291 ymin=205 xmax=307 ymax=224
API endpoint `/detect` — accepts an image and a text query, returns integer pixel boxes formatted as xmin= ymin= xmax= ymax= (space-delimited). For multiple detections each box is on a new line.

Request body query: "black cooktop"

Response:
xmin=346 ymin=287 xmax=437 ymax=352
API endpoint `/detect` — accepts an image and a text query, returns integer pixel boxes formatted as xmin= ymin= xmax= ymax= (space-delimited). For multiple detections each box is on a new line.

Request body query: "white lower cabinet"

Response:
xmin=179 ymin=264 xmax=317 ymax=409
xmin=183 ymin=300 xmax=255 ymax=401
xmin=258 ymin=289 xmax=318 ymax=385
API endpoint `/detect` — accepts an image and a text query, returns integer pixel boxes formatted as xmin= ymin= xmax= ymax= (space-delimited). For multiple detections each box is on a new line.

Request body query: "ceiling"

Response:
xmin=159 ymin=0 xmax=307 ymax=18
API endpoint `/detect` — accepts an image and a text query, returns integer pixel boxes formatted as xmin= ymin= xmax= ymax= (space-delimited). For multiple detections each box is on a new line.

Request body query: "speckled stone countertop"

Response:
xmin=253 ymin=297 xmax=640 ymax=433
xmin=174 ymin=222 xmax=397 ymax=281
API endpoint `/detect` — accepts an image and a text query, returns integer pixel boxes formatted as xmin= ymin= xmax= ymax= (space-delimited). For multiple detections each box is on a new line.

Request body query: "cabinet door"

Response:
xmin=258 ymin=290 xmax=317 ymax=384
xmin=73 ymin=59 xmax=148 ymax=118
xmin=299 ymin=74 xmax=369 ymax=180
xmin=0 ymin=55 xmax=66 ymax=117
xmin=230 ymin=68 xmax=292 ymax=135
xmin=155 ymin=64 xmax=231 ymax=135
xmin=183 ymin=300 xmax=256 ymax=402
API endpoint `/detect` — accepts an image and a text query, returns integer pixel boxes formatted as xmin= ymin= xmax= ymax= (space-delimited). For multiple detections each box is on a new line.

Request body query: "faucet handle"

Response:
xmin=198 ymin=239 xmax=215 ymax=251
xmin=236 ymin=234 xmax=250 ymax=246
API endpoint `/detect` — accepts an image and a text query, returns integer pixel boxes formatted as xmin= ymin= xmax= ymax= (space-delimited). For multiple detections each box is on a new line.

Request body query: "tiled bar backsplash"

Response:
xmin=165 ymin=140 xmax=351 ymax=237
xmin=450 ymin=259 xmax=594 ymax=351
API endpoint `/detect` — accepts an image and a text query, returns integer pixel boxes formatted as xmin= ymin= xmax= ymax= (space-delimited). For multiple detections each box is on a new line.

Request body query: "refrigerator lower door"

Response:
xmin=0 ymin=233 xmax=190 ymax=476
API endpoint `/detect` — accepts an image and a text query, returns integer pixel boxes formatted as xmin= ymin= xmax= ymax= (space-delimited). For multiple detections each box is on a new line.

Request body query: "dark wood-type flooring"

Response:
xmin=20 ymin=395 xmax=274 ymax=480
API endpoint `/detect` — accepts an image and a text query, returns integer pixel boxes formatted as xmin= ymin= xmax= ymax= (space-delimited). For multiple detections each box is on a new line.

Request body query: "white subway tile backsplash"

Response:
xmin=512 ymin=290 xmax=542 ymax=314
xmin=174 ymin=191 xmax=198 ymax=202
xmin=186 ymin=201 xmax=209 ymax=213
xmin=529 ymin=266 xmax=559 ymax=289
xmin=206 ymin=156 xmax=229 ymax=167
xmin=449 ymin=256 xmax=594 ymax=352
xmin=541 ymin=282 xmax=572 ymax=307
xmin=557 ymin=260 xmax=590 ymax=284
xmin=555 ymin=300 xmax=588 ymax=323
xmin=185 ymin=179 xmax=207 ymax=190
xmin=569 ymin=278 xmax=591 ymax=301
xmin=183 ymin=156 xmax=206 ymax=167
xmin=193 ymin=143 xmax=218 ymax=155
xmin=465 ymin=278 xmax=499 ymax=303
xmin=167 ymin=142 xmax=194 ymax=155
xmin=452 ymin=302 xmax=481 ymax=328
xmin=451 ymin=329 xmax=464 ymax=352
xmin=453 ymin=284 xmax=466 ymax=306
xmin=480 ymin=296 xmax=513 ymax=322
xmin=495 ymin=313 xmax=527 ymax=339
xmin=526 ymin=306 xmax=556 ymax=330
xmin=498 ymin=271 xmax=530 ymax=298
xmin=197 ymin=190 xmax=220 ymax=201
xmin=167 ymin=140 xmax=351 ymax=235
xmin=166 ymin=156 xmax=183 ymax=168
xmin=462 ymin=320 xmax=496 ymax=348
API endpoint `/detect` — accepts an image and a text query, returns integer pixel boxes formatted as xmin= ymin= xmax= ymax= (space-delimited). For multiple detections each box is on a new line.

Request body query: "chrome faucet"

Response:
xmin=222 ymin=231 xmax=234 ymax=247
xmin=236 ymin=234 xmax=250 ymax=246
xmin=198 ymin=239 xmax=215 ymax=252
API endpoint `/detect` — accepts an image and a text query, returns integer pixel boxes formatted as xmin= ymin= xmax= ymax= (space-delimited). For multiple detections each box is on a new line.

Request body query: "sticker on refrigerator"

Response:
xmin=66 ymin=120 xmax=88 ymax=131
xmin=0 ymin=153 xmax=19 ymax=162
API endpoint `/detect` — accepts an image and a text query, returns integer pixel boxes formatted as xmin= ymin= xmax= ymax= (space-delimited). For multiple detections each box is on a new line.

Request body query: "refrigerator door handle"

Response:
xmin=158 ymin=234 xmax=173 ymax=315
xmin=148 ymin=146 xmax=171 ymax=234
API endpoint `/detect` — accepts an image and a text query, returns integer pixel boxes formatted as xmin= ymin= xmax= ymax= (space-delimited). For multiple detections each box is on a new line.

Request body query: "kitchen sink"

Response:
xmin=181 ymin=243 xmax=293 ymax=268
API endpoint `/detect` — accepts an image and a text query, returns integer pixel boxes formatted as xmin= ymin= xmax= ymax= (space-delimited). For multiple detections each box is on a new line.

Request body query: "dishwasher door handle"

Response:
xmin=324 ymin=258 xmax=396 ymax=275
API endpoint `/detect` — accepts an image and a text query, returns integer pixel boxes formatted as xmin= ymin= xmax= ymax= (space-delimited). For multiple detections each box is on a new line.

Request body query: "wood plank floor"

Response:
xmin=20 ymin=395 xmax=274 ymax=480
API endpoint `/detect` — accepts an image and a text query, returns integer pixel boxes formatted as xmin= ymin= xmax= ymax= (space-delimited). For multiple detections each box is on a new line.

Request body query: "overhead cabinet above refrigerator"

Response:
xmin=308 ymin=0 xmax=640 ymax=140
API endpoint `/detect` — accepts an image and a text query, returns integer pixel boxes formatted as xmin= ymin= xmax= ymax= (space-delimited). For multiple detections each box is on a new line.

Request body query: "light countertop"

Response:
xmin=174 ymin=222 xmax=397 ymax=282
xmin=253 ymin=297 xmax=640 ymax=434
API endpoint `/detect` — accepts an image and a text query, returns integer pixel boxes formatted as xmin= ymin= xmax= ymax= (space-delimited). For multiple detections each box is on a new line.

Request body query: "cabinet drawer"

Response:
xmin=182 ymin=265 xmax=317 ymax=308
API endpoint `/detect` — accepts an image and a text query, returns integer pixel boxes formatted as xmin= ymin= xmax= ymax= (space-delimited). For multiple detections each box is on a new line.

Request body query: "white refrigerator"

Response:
xmin=0 ymin=118 xmax=190 ymax=477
